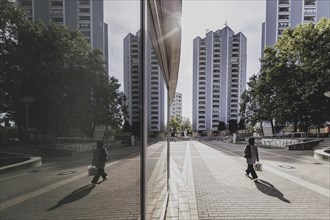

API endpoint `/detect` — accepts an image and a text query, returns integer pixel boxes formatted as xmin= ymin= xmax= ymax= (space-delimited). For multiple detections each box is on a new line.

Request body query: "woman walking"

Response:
xmin=91 ymin=141 xmax=109 ymax=186
xmin=244 ymin=137 xmax=259 ymax=182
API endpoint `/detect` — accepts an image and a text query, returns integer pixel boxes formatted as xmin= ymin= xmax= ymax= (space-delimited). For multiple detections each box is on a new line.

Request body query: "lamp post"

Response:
xmin=19 ymin=96 xmax=35 ymax=142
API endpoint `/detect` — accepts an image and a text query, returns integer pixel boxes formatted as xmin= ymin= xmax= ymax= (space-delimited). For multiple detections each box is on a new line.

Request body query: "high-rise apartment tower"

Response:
xmin=261 ymin=0 xmax=330 ymax=55
xmin=123 ymin=31 xmax=165 ymax=133
xmin=192 ymin=26 xmax=247 ymax=132
xmin=16 ymin=0 xmax=108 ymax=74
xmin=170 ymin=92 xmax=182 ymax=118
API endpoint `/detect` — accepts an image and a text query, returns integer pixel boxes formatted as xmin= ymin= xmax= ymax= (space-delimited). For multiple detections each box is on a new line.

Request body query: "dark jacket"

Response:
xmin=92 ymin=147 xmax=108 ymax=168
xmin=244 ymin=144 xmax=259 ymax=164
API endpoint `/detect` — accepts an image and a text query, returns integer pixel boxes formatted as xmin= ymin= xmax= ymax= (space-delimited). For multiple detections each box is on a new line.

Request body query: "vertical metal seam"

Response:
xmin=140 ymin=0 xmax=146 ymax=219
xmin=167 ymin=89 xmax=170 ymax=191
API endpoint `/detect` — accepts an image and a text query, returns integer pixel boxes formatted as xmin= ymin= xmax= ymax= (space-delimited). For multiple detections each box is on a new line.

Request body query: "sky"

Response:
xmin=104 ymin=0 xmax=266 ymax=121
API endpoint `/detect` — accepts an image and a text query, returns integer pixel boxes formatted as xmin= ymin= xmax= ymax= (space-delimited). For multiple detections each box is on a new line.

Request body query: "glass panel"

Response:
xmin=106 ymin=0 xmax=141 ymax=218
xmin=145 ymin=36 xmax=168 ymax=218
xmin=0 ymin=0 xmax=141 ymax=219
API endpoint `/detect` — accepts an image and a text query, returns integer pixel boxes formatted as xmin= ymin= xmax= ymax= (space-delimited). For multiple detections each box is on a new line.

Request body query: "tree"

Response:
xmin=170 ymin=116 xmax=181 ymax=136
xmin=217 ymin=121 xmax=226 ymax=131
xmin=181 ymin=117 xmax=192 ymax=135
xmin=238 ymin=119 xmax=245 ymax=130
xmin=122 ymin=120 xmax=132 ymax=134
xmin=240 ymin=18 xmax=330 ymax=132
xmin=0 ymin=1 xmax=126 ymax=140
xmin=228 ymin=119 xmax=238 ymax=134
xmin=165 ymin=116 xmax=192 ymax=136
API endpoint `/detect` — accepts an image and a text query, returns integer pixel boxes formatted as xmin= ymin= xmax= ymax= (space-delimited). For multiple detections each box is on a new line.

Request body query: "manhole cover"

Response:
xmin=29 ymin=170 xmax=40 ymax=173
xmin=279 ymin=165 xmax=295 ymax=169
xmin=313 ymin=162 xmax=322 ymax=165
xmin=58 ymin=171 xmax=76 ymax=175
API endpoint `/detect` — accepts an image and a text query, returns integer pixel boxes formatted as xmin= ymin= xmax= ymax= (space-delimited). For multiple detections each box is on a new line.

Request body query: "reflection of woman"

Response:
xmin=244 ymin=137 xmax=259 ymax=181
xmin=91 ymin=141 xmax=109 ymax=187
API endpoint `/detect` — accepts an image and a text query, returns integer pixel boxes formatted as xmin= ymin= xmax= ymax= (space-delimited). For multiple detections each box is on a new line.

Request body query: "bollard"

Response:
xmin=233 ymin=133 xmax=237 ymax=144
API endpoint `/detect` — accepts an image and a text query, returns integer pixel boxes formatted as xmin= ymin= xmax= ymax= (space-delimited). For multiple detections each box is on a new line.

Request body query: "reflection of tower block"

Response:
xmin=93 ymin=125 xmax=105 ymax=139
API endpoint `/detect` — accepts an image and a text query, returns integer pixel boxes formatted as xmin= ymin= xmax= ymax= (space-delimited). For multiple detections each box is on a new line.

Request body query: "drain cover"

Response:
xmin=58 ymin=171 xmax=76 ymax=175
xmin=279 ymin=165 xmax=295 ymax=169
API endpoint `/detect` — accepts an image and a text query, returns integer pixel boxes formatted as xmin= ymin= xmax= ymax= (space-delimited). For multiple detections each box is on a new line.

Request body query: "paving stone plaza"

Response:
xmin=1 ymin=140 xmax=329 ymax=219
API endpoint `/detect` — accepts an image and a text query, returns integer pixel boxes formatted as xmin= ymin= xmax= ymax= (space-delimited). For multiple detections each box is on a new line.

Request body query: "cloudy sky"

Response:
xmin=104 ymin=0 xmax=266 ymax=120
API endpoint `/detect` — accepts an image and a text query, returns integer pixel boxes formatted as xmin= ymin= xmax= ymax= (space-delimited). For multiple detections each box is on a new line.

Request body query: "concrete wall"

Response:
xmin=260 ymin=138 xmax=300 ymax=148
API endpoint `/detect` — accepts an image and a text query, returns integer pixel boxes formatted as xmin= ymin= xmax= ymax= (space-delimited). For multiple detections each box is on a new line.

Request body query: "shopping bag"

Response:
xmin=254 ymin=162 xmax=263 ymax=172
xmin=88 ymin=165 xmax=97 ymax=176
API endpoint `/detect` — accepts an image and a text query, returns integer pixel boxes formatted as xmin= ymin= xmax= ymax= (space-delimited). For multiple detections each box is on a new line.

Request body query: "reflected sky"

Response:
xmin=104 ymin=0 xmax=266 ymax=120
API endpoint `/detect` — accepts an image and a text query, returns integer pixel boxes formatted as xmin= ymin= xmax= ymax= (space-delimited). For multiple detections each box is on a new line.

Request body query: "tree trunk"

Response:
xmin=294 ymin=120 xmax=298 ymax=132
xmin=270 ymin=119 xmax=275 ymax=136
xmin=260 ymin=121 xmax=264 ymax=136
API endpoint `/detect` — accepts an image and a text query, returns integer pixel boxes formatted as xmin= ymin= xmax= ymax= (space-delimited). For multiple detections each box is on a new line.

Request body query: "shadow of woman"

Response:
xmin=47 ymin=184 xmax=94 ymax=211
xmin=255 ymin=179 xmax=291 ymax=203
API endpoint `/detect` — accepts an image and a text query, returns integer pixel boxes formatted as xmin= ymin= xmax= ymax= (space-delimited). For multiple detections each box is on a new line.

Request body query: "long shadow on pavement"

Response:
xmin=47 ymin=184 xmax=94 ymax=211
xmin=255 ymin=179 xmax=291 ymax=203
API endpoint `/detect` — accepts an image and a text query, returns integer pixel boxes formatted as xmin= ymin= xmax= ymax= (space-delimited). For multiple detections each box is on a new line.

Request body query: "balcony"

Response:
xmin=304 ymin=16 xmax=316 ymax=23
xmin=304 ymin=0 xmax=316 ymax=6
xmin=278 ymin=22 xmax=289 ymax=28
xmin=278 ymin=10 xmax=290 ymax=16
xmin=50 ymin=9 xmax=63 ymax=16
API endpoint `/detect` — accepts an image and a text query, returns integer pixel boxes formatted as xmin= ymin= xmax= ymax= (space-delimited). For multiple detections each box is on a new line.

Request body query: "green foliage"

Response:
xmin=238 ymin=119 xmax=245 ymax=130
xmin=0 ymin=1 xmax=126 ymax=139
xmin=240 ymin=18 xmax=330 ymax=130
xmin=228 ymin=119 xmax=238 ymax=134
xmin=166 ymin=116 xmax=192 ymax=135
xmin=217 ymin=121 xmax=226 ymax=131
xmin=122 ymin=120 xmax=132 ymax=133
xmin=170 ymin=116 xmax=182 ymax=134
xmin=181 ymin=117 xmax=192 ymax=134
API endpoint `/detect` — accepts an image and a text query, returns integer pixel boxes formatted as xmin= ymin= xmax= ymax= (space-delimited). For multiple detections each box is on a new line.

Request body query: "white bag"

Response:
xmin=88 ymin=165 xmax=97 ymax=176
xmin=254 ymin=162 xmax=263 ymax=172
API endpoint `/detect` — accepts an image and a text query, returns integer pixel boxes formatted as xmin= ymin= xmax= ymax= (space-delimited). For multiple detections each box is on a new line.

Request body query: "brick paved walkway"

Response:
xmin=1 ymin=140 xmax=329 ymax=219
xmin=166 ymin=141 xmax=330 ymax=220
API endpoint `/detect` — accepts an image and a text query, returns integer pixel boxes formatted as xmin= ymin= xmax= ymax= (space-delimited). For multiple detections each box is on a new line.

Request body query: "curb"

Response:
xmin=0 ymin=156 xmax=42 ymax=174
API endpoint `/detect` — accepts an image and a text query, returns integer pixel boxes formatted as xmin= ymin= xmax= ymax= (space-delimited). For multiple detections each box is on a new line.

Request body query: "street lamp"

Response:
xmin=19 ymin=96 xmax=35 ymax=141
